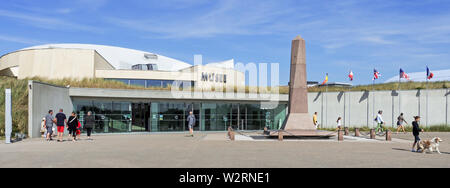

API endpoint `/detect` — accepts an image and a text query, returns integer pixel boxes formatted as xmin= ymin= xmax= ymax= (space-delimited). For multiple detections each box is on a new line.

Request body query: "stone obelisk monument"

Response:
xmin=280 ymin=35 xmax=316 ymax=130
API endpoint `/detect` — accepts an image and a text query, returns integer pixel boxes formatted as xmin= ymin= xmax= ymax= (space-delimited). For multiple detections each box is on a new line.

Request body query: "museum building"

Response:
xmin=0 ymin=44 xmax=288 ymax=138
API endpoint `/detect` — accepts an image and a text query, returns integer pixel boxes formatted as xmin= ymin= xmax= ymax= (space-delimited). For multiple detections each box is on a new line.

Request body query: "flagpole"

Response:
xmin=326 ymin=82 xmax=328 ymax=128
xmin=426 ymin=77 xmax=429 ymax=128
xmin=372 ymin=78 xmax=375 ymax=129
xmin=348 ymin=79 xmax=352 ymax=128
xmin=399 ymin=71 xmax=401 ymax=124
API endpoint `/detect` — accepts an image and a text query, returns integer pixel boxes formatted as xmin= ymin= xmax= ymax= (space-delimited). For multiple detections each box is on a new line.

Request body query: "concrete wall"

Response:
xmin=28 ymin=81 xmax=73 ymax=138
xmin=308 ymin=89 xmax=450 ymax=128
xmin=0 ymin=49 xmax=97 ymax=80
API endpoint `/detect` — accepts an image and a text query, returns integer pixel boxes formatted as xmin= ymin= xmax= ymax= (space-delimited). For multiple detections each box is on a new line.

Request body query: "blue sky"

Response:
xmin=1 ymin=0 xmax=450 ymax=86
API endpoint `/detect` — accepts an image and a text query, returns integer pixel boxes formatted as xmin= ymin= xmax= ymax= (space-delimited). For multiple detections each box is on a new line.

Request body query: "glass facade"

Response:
xmin=73 ymin=99 xmax=287 ymax=134
xmin=106 ymin=78 xmax=194 ymax=89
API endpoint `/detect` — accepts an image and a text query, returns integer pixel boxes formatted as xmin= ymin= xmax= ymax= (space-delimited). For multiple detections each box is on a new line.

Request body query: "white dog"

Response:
xmin=418 ymin=137 xmax=443 ymax=154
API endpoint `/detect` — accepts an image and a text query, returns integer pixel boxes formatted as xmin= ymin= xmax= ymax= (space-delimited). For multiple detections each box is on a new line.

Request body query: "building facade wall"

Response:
xmin=308 ymin=88 xmax=450 ymax=128
xmin=0 ymin=49 xmax=98 ymax=80
xmin=28 ymin=81 xmax=73 ymax=138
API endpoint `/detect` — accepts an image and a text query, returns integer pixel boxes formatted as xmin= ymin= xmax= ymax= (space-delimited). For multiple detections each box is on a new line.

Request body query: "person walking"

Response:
xmin=313 ymin=112 xmax=319 ymax=129
xmin=55 ymin=109 xmax=67 ymax=142
xmin=76 ymin=120 xmax=82 ymax=140
xmin=67 ymin=112 xmax=79 ymax=142
xmin=44 ymin=110 xmax=55 ymax=141
xmin=84 ymin=111 xmax=95 ymax=140
xmin=187 ymin=111 xmax=196 ymax=137
xmin=336 ymin=117 xmax=342 ymax=131
xmin=411 ymin=116 xmax=424 ymax=152
xmin=375 ymin=110 xmax=384 ymax=133
xmin=396 ymin=113 xmax=408 ymax=134
xmin=40 ymin=117 xmax=46 ymax=138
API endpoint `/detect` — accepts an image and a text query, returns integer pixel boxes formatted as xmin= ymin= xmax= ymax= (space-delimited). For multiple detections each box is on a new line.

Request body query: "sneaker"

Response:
xmin=411 ymin=150 xmax=416 ymax=152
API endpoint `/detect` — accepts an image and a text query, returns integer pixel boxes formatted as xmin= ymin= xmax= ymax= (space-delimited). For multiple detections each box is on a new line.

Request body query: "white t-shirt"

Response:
xmin=337 ymin=120 xmax=342 ymax=127
xmin=377 ymin=114 xmax=384 ymax=124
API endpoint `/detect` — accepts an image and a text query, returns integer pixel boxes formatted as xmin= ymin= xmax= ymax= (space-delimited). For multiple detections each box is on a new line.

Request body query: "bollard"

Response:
xmin=338 ymin=130 xmax=344 ymax=141
xmin=229 ymin=131 xmax=235 ymax=141
xmin=278 ymin=131 xmax=283 ymax=141
xmin=370 ymin=129 xmax=376 ymax=139
xmin=5 ymin=89 xmax=12 ymax=144
xmin=386 ymin=130 xmax=392 ymax=141
xmin=344 ymin=127 xmax=349 ymax=136
xmin=263 ymin=126 xmax=270 ymax=135
xmin=355 ymin=128 xmax=360 ymax=137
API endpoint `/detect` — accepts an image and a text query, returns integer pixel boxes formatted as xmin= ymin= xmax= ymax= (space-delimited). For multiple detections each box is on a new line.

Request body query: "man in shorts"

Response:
xmin=55 ymin=109 xmax=67 ymax=142
xmin=187 ymin=111 xmax=196 ymax=137
xmin=44 ymin=110 xmax=55 ymax=141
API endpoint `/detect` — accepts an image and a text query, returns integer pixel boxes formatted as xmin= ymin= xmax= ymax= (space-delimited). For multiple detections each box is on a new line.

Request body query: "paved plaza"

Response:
xmin=0 ymin=132 xmax=449 ymax=168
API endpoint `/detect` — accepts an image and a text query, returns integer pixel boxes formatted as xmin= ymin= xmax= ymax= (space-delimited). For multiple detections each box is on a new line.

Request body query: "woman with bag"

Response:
xmin=67 ymin=112 xmax=79 ymax=142
xmin=84 ymin=111 xmax=95 ymax=140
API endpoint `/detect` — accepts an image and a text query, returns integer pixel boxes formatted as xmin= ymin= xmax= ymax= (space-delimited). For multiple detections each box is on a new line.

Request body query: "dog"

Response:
xmin=418 ymin=137 xmax=443 ymax=154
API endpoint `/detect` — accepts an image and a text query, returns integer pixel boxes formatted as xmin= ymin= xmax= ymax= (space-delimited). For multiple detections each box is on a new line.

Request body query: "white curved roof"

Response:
xmin=206 ymin=59 xmax=235 ymax=69
xmin=385 ymin=69 xmax=450 ymax=83
xmin=22 ymin=44 xmax=193 ymax=71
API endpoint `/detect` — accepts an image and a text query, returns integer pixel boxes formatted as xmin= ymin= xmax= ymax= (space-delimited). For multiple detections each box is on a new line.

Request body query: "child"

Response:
xmin=336 ymin=117 xmax=342 ymax=131
xmin=76 ymin=120 xmax=82 ymax=140
xmin=411 ymin=116 xmax=424 ymax=152
xmin=40 ymin=118 xmax=46 ymax=138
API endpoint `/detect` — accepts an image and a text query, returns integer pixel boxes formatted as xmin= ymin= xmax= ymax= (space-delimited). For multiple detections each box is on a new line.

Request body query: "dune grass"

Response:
xmin=308 ymin=81 xmax=450 ymax=92
xmin=0 ymin=77 xmax=29 ymax=136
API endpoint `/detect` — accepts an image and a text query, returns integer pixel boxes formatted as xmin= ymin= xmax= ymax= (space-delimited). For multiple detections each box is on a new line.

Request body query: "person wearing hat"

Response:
xmin=411 ymin=116 xmax=424 ymax=152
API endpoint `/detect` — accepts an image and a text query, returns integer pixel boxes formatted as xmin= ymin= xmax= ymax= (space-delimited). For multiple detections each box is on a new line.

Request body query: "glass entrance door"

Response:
xmin=131 ymin=102 xmax=150 ymax=132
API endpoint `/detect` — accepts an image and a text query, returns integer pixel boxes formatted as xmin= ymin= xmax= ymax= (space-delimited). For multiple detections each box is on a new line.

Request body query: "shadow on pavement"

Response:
xmin=392 ymin=148 xmax=450 ymax=155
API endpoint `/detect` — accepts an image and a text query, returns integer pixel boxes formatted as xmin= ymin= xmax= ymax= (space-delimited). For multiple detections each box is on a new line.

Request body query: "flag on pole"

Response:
xmin=427 ymin=66 xmax=434 ymax=80
xmin=373 ymin=69 xmax=381 ymax=80
xmin=322 ymin=73 xmax=329 ymax=85
xmin=348 ymin=70 xmax=354 ymax=81
xmin=400 ymin=69 xmax=410 ymax=80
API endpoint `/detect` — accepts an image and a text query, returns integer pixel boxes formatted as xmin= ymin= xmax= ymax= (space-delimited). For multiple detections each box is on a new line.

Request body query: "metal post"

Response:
xmin=321 ymin=91 xmax=324 ymax=128
xmin=372 ymin=80 xmax=375 ymax=129
xmin=426 ymin=80 xmax=429 ymax=127
xmin=5 ymin=89 xmax=12 ymax=144
xmin=446 ymin=88 xmax=449 ymax=126
xmin=326 ymin=85 xmax=328 ymax=128
xmin=348 ymin=87 xmax=351 ymax=128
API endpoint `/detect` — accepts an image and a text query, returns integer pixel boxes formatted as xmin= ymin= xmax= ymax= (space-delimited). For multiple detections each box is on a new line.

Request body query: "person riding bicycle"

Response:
xmin=375 ymin=110 xmax=384 ymax=133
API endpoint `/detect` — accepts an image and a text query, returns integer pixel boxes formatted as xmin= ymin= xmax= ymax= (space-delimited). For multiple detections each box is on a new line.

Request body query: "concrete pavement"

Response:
xmin=0 ymin=132 xmax=449 ymax=168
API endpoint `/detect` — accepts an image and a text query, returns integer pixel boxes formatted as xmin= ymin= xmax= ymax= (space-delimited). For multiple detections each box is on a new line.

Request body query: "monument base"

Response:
xmin=282 ymin=113 xmax=316 ymax=130
xmin=271 ymin=113 xmax=336 ymax=138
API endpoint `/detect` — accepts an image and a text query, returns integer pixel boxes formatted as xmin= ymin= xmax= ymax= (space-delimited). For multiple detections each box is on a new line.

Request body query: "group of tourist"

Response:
xmin=41 ymin=109 xmax=95 ymax=142
xmin=312 ymin=110 xmax=425 ymax=152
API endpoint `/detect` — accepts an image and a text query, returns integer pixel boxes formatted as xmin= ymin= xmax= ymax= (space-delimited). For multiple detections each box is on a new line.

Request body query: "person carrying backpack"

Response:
xmin=375 ymin=110 xmax=384 ymax=133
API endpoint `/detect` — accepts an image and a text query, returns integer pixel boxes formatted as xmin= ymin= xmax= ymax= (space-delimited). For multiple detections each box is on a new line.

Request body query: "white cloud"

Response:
xmin=0 ymin=9 xmax=102 ymax=33
xmin=0 ymin=35 xmax=46 ymax=45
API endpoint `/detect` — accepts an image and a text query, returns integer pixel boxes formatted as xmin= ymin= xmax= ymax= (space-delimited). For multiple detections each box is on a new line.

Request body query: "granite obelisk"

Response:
xmin=281 ymin=36 xmax=316 ymax=130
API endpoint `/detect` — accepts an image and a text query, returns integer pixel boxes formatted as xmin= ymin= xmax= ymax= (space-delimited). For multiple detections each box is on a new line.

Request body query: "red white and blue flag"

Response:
xmin=373 ymin=69 xmax=381 ymax=80
xmin=400 ymin=69 xmax=410 ymax=80
xmin=427 ymin=66 xmax=434 ymax=80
